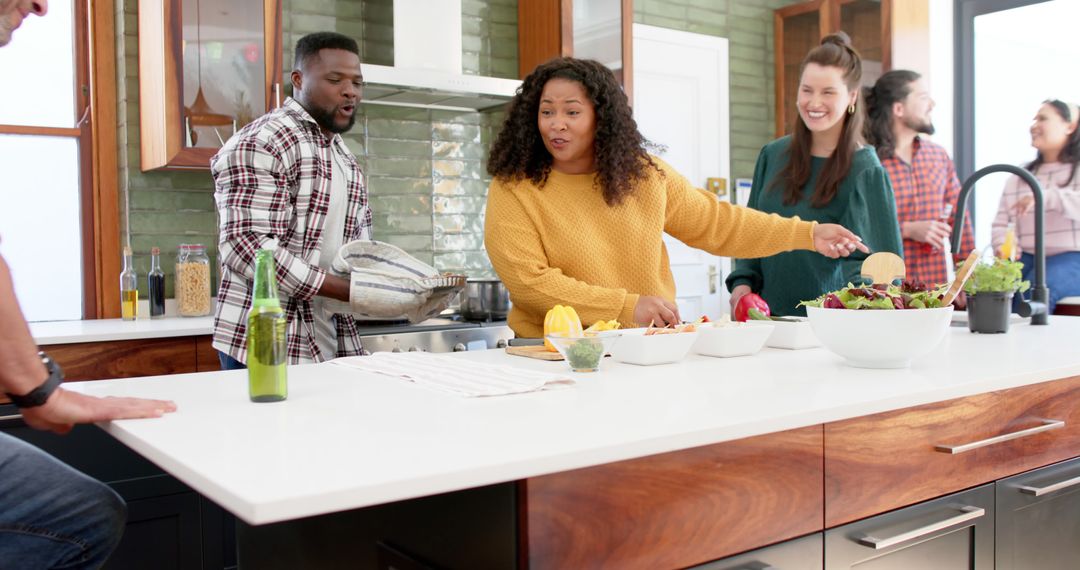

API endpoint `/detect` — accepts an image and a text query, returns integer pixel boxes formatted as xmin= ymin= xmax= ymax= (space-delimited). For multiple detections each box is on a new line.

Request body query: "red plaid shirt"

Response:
xmin=211 ymin=98 xmax=372 ymax=364
xmin=880 ymin=137 xmax=975 ymax=285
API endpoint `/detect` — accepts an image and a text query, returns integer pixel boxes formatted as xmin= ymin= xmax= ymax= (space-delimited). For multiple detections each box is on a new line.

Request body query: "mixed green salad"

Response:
xmin=801 ymin=282 xmax=948 ymax=310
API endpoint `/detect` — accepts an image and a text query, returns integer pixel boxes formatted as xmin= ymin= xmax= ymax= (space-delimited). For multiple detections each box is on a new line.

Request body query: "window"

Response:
xmin=0 ymin=0 xmax=92 ymax=321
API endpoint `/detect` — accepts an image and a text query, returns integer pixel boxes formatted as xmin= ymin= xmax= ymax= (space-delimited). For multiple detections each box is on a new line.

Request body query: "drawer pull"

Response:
xmin=1018 ymin=474 xmax=1080 ymax=497
xmin=857 ymin=505 xmax=985 ymax=550
xmin=0 ymin=413 xmax=23 ymax=422
xmin=934 ymin=419 xmax=1065 ymax=454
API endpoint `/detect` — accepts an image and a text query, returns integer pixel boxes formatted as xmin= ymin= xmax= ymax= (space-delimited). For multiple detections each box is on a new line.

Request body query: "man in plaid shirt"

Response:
xmin=211 ymin=32 xmax=372 ymax=367
xmin=865 ymin=70 xmax=974 ymax=286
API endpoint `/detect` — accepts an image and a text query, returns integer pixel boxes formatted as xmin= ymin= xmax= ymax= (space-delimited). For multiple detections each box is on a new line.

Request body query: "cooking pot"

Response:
xmin=461 ymin=278 xmax=510 ymax=321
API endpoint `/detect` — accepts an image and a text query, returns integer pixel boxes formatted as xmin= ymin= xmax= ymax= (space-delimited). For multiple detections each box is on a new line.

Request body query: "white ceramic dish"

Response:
xmin=608 ymin=327 xmax=699 ymax=366
xmin=744 ymin=318 xmax=820 ymax=350
xmin=806 ymin=306 xmax=954 ymax=369
xmin=693 ymin=322 xmax=774 ymax=358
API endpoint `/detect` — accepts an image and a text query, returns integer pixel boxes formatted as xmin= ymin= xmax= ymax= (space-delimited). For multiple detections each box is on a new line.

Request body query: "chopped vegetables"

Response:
xmin=801 ymin=283 xmax=947 ymax=310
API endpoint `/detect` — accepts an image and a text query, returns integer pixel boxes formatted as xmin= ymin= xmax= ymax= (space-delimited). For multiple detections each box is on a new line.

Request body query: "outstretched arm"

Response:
xmin=0 ymin=251 xmax=176 ymax=435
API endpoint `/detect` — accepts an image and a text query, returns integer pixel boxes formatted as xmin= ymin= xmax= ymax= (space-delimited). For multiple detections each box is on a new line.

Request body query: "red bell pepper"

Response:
xmin=734 ymin=293 xmax=771 ymax=322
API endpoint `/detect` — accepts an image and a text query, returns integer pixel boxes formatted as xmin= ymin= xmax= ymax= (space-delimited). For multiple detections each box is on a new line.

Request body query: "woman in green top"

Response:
xmin=726 ymin=32 xmax=903 ymax=316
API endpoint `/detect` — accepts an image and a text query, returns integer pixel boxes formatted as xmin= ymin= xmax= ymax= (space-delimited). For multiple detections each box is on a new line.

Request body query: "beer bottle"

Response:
xmin=247 ymin=249 xmax=287 ymax=402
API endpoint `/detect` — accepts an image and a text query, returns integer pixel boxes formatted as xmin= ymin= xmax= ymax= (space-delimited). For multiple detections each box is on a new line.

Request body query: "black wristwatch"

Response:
xmin=7 ymin=352 xmax=64 ymax=409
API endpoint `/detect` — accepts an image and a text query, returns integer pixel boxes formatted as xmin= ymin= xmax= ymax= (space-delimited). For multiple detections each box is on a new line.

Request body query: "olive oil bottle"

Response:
xmin=120 ymin=246 xmax=138 ymax=320
xmin=247 ymin=249 xmax=287 ymax=402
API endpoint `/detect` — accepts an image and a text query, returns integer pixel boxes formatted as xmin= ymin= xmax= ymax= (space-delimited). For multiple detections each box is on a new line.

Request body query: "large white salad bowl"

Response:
xmin=805 ymin=306 xmax=954 ymax=368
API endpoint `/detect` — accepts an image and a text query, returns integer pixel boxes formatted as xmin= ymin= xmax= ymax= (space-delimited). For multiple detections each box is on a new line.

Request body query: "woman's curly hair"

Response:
xmin=486 ymin=57 xmax=658 ymax=206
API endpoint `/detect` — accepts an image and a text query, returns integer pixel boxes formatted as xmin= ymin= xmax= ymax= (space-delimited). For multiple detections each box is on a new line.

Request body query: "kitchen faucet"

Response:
xmin=950 ymin=164 xmax=1049 ymax=325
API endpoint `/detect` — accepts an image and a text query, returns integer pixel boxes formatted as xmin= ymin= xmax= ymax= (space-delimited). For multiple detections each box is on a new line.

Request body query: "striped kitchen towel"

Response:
xmin=332 ymin=352 xmax=575 ymax=397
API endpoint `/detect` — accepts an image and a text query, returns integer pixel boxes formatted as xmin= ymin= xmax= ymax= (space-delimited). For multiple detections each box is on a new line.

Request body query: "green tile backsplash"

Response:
xmin=117 ymin=0 xmax=515 ymax=300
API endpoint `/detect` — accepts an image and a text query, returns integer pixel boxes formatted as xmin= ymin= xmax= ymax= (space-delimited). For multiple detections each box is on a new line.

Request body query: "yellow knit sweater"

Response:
xmin=484 ymin=157 xmax=817 ymax=337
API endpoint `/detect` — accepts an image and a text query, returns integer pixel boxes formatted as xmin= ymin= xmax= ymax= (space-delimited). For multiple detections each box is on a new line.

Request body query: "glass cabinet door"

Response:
xmin=834 ymin=0 xmax=886 ymax=87
xmin=139 ymin=0 xmax=282 ymax=170
xmin=181 ymin=0 xmax=268 ymax=149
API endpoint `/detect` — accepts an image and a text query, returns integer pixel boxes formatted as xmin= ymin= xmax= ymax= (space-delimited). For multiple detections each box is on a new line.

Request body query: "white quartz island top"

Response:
xmin=70 ymin=318 xmax=1080 ymax=525
xmin=31 ymin=316 xmax=214 ymax=345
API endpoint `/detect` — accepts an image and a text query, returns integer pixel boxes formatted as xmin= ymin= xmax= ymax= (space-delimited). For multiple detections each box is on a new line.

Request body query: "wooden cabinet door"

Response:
xmin=522 ymin=426 xmax=824 ymax=569
xmin=45 ymin=337 xmax=199 ymax=381
xmin=825 ymin=376 xmax=1080 ymax=526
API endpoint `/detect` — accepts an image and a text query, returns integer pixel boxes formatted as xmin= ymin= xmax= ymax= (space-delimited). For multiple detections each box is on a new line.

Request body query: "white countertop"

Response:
xmin=69 ymin=318 xmax=1080 ymax=525
xmin=32 ymin=316 xmax=214 ymax=345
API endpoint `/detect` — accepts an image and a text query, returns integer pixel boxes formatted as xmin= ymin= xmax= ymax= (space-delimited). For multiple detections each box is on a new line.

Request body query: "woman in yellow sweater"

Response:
xmin=484 ymin=57 xmax=870 ymax=338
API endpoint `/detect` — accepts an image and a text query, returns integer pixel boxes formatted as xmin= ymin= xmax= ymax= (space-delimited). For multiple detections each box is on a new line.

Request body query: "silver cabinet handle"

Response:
xmin=934 ymin=419 xmax=1065 ymax=454
xmin=0 ymin=413 xmax=23 ymax=421
xmin=274 ymin=83 xmax=282 ymax=108
xmin=1018 ymin=474 xmax=1080 ymax=497
xmin=857 ymin=505 xmax=985 ymax=550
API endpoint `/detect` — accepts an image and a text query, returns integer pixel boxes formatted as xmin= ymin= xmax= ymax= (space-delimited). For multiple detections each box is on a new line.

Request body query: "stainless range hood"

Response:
xmin=360 ymin=0 xmax=522 ymax=112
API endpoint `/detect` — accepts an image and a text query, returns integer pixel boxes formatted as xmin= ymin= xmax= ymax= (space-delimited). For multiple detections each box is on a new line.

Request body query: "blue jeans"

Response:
xmin=0 ymin=432 xmax=126 ymax=568
xmin=1019 ymin=251 xmax=1080 ymax=314
xmin=218 ymin=351 xmax=246 ymax=370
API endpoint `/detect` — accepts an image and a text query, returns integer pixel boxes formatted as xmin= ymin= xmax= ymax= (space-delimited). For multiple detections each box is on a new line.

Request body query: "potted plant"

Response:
xmin=962 ymin=258 xmax=1030 ymax=333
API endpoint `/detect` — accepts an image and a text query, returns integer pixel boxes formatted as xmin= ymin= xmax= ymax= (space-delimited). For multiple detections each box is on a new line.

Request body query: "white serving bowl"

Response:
xmin=805 ymin=306 xmax=954 ymax=368
xmin=608 ymin=327 xmax=699 ymax=366
xmin=744 ymin=317 xmax=820 ymax=349
xmin=693 ymin=322 xmax=774 ymax=358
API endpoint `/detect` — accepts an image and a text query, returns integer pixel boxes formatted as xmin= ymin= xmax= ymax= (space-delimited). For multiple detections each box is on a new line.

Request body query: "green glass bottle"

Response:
xmin=247 ymin=249 xmax=287 ymax=402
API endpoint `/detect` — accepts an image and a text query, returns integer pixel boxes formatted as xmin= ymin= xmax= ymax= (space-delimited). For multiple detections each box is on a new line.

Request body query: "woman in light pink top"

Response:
xmin=991 ymin=99 xmax=1080 ymax=313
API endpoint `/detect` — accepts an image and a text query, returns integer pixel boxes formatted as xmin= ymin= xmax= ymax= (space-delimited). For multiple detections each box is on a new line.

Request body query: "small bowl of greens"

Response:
xmin=545 ymin=333 xmax=620 ymax=373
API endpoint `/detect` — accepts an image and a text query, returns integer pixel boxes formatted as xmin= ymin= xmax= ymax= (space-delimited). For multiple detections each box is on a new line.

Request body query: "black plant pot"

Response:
xmin=967 ymin=292 xmax=1014 ymax=334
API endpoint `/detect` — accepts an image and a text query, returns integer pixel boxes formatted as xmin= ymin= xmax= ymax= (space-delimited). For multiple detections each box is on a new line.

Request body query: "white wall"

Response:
xmin=928 ymin=0 xmax=954 ymax=157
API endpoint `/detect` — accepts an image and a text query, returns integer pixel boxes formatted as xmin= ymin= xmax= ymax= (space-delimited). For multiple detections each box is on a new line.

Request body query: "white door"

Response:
xmin=633 ymin=24 xmax=730 ymax=319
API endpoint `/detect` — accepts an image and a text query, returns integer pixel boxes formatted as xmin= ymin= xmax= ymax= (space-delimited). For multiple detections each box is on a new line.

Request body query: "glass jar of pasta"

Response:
xmin=176 ymin=244 xmax=212 ymax=317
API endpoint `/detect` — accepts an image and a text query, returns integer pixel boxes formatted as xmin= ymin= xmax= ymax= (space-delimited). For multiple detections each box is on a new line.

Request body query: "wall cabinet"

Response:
xmin=774 ymin=0 xmax=907 ymax=137
xmin=138 ymin=0 xmax=282 ymax=170
xmin=518 ymin=0 xmax=634 ymax=100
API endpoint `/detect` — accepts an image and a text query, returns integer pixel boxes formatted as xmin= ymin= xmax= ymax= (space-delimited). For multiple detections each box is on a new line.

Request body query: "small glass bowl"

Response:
xmin=544 ymin=334 xmax=620 ymax=373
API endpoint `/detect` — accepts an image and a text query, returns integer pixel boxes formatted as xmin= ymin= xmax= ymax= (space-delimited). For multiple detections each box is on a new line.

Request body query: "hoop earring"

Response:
xmin=848 ymin=103 xmax=856 ymax=115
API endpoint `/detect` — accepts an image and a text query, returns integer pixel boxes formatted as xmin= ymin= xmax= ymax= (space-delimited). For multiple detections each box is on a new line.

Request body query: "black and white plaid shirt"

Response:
xmin=210 ymin=98 xmax=372 ymax=364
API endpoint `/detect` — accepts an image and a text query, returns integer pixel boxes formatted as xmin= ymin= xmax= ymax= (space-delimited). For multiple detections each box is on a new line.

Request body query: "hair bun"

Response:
xmin=822 ymin=31 xmax=853 ymax=48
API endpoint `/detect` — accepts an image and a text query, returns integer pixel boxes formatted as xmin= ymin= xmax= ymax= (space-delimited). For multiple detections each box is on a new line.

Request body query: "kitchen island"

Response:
xmin=68 ymin=318 xmax=1080 ymax=569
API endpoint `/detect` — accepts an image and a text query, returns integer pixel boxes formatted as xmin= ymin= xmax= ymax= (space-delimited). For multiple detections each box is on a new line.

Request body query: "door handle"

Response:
xmin=1018 ymin=474 xmax=1080 ymax=497
xmin=274 ymin=83 xmax=282 ymax=108
xmin=934 ymin=419 xmax=1065 ymax=454
xmin=708 ymin=265 xmax=718 ymax=294
xmin=856 ymin=505 xmax=985 ymax=550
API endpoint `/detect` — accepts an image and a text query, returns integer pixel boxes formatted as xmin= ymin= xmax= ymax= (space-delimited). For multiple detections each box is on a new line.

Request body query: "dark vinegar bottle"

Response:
xmin=148 ymin=247 xmax=166 ymax=318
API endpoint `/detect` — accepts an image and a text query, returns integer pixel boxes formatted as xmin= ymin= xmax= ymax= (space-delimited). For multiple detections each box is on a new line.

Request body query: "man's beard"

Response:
xmin=903 ymin=114 xmax=935 ymax=136
xmin=308 ymin=105 xmax=356 ymax=134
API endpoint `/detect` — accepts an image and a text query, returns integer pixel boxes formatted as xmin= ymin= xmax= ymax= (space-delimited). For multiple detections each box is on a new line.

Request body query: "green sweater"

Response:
xmin=726 ymin=137 xmax=903 ymax=316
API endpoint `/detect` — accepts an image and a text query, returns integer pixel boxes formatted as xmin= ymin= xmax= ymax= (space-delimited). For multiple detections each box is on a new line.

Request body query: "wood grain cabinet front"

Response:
xmin=520 ymin=426 xmax=824 ymax=569
xmin=39 ymin=335 xmax=218 ymax=382
xmin=825 ymin=375 xmax=1080 ymax=526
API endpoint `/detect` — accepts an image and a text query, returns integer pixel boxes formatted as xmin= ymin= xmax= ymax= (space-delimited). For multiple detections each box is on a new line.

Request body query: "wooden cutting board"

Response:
xmin=506 ymin=345 xmax=564 ymax=361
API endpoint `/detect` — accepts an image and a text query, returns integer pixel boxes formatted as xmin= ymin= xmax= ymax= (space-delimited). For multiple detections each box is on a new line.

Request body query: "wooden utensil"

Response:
xmin=506 ymin=345 xmax=564 ymax=361
xmin=861 ymin=252 xmax=906 ymax=285
xmin=941 ymin=251 xmax=981 ymax=306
